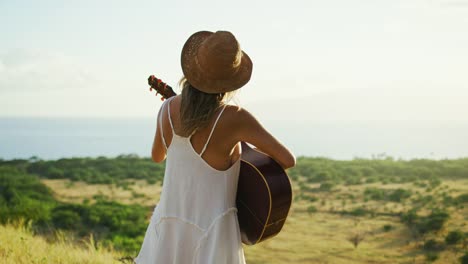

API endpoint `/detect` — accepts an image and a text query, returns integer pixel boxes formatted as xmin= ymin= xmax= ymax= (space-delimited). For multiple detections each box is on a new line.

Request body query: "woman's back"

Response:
xmin=160 ymin=95 xmax=241 ymax=171
xmin=135 ymin=96 xmax=246 ymax=264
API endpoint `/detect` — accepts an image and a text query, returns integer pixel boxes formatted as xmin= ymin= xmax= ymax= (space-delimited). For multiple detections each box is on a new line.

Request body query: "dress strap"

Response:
xmin=199 ymin=105 xmax=227 ymax=157
xmin=167 ymin=97 xmax=175 ymax=133
xmin=158 ymin=99 xmax=170 ymax=150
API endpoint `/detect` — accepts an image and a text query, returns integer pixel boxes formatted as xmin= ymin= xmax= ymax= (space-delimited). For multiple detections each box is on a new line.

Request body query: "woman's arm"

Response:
xmin=235 ymin=108 xmax=296 ymax=169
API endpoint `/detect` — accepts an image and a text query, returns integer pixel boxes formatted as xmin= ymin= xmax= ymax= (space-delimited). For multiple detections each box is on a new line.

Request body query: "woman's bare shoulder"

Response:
xmin=223 ymin=104 xmax=254 ymax=119
xmin=221 ymin=104 xmax=260 ymax=136
xmin=218 ymin=105 xmax=247 ymax=133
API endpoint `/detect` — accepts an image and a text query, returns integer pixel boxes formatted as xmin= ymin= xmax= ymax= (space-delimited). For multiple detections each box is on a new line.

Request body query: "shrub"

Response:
xmin=457 ymin=194 xmax=468 ymax=203
xmin=306 ymin=195 xmax=319 ymax=202
xmin=425 ymin=252 xmax=439 ymax=262
xmin=423 ymin=239 xmax=444 ymax=251
xmin=445 ymin=230 xmax=464 ymax=245
xmin=52 ymin=210 xmax=82 ymax=229
xmin=0 ymin=172 xmax=56 ymax=225
xmin=401 ymin=209 xmax=418 ymax=226
xmin=344 ymin=177 xmax=361 ymax=185
xmin=388 ymin=188 xmax=412 ymax=202
xmin=147 ymin=178 xmax=157 ymax=184
xmin=418 ymin=210 xmax=450 ymax=234
xmin=365 ymin=177 xmax=378 ymax=183
xmin=319 ymin=182 xmax=334 ymax=192
xmin=364 ymin=188 xmax=385 ymax=200
xmin=383 ymin=224 xmax=394 ymax=232
xmin=307 ymin=206 xmax=317 ymax=213
xmin=347 ymin=232 xmax=366 ymax=249
xmin=364 ymin=188 xmax=411 ymax=202
xmin=460 ymin=252 xmax=468 ymax=264
xmin=350 ymin=207 xmax=368 ymax=217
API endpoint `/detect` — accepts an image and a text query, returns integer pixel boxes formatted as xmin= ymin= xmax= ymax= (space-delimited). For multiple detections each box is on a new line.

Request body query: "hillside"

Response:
xmin=1 ymin=156 xmax=468 ymax=263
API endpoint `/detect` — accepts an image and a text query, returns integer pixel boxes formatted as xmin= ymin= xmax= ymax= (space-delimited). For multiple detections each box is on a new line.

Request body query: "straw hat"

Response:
xmin=181 ymin=30 xmax=253 ymax=94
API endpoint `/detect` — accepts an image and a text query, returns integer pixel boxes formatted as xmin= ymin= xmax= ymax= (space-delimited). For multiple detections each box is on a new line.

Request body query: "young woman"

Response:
xmin=135 ymin=30 xmax=295 ymax=264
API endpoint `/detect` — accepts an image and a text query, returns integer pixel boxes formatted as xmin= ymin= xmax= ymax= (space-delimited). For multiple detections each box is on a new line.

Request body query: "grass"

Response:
xmin=6 ymin=178 xmax=468 ymax=263
xmin=41 ymin=179 xmax=161 ymax=206
xmin=244 ymin=203 xmax=409 ymax=264
xmin=0 ymin=220 xmax=124 ymax=264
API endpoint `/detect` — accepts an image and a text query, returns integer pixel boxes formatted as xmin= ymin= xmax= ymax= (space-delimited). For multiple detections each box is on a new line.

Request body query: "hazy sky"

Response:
xmin=1 ymin=0 xmax=467 ymax=122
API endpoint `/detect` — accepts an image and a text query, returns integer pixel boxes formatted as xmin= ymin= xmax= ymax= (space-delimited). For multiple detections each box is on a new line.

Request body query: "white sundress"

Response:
xmin=134 ymin=97 xmax=246 ymax=264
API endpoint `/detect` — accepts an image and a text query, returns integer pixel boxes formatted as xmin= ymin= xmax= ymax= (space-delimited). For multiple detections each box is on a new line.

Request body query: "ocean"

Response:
xmin=1 ymin=117 xmax=467 ymax=160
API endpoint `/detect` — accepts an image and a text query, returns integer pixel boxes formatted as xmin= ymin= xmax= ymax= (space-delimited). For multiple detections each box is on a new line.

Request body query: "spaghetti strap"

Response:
xmin=199 ymin=105 xmax=227 ymax=157
xmin=167 ymin=97 xmax=175 ymax=133
xmin=158 ymin=99 xmax=170 ymax=150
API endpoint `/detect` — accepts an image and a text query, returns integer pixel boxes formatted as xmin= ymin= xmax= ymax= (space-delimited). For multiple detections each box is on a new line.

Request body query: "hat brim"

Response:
xmin=181 ymin=31 xmax=253 ymax=94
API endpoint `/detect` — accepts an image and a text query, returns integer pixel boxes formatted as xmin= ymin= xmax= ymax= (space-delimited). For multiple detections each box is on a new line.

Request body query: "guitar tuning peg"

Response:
xmin=149 ymin=87 xmax=153 ymax=91
xmin=160 ymin=97 xmax=165 ymax=101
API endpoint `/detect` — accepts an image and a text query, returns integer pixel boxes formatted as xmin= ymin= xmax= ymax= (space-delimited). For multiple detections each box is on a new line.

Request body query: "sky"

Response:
xmin=1 ymin=0 xmax=467 ymax=123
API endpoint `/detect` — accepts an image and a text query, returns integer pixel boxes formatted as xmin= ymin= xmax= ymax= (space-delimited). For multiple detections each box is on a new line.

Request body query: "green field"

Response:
xmin=1 ymin=157 xmax=468 ymax=263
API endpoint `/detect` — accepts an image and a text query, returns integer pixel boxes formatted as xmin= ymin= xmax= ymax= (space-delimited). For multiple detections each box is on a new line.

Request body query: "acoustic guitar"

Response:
xmin=147 ymin=75 xmax=293 ymax=245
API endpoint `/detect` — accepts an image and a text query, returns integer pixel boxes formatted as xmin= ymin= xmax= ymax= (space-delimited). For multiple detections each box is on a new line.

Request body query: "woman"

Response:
xmin=135 ymin=30 xmax=295 ymax=264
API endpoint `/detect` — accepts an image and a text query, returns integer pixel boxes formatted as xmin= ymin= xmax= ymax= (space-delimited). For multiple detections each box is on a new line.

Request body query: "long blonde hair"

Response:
xmin=179 ymin=77 xmax=235 ymax=137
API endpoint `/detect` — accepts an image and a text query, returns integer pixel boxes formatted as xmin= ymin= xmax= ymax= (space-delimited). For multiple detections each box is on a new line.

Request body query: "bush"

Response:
xmin=347 ymin=232 xmax=366 ymax=249
xmin=350 ymin=207 xmax=368 ymax=217
xmin=307 ymin=206 xmax=317 ymax=213
xmin=365 ymin=177 xmax=378 ymax=183
xmin=423 ymin=239 xmax=444 ymax=251
xmin=52 ymin=210 xmax=82 ymax=229
xmin=364 ymin=188 xmax=411 ymax=202
xmin=425 ymin=252 xmax=439 ymax=262
xmin=0 ymin=172 xmax=56 ymax=225
xmin=445 ymin=230 xmax=464 ymax=245
xmin=457 ymin=194 xmax=468 ymax=203
xmin=460 ymin=252 xmax=468 ymax=264
xmin=383 ymin=224 xmax=394 ymax=232
xmin=388 ymin=188 xmax=412 ymax=202
xmin=25 ymin=157 xmax=166 ymax=185
xmin=401 ymin=209 xmax=418 ymax=226
xmin=319 ymin=182 xmax=335 ymax=192
xmin=364 ymin=188 xmax=385 ymax=200
xmin=401 ymin=209 xmax=450 ymax=235
xmin=418 ymin=210 xmax=450 ymax=234
xmin=313 ymin=171 xmax=332 ymax=182
xmin=305 ymin=195 xmax=319 ymax=202
xmin=344 ymin=177 xmax=361 ymax=185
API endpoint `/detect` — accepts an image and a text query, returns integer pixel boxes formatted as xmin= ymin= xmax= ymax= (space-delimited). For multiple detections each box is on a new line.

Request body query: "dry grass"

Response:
xmin=244 ymin=203 xmax=410 ymax=264
xmin=30 ymin=178 xmax=468 ymax=263
xmin=41 ymin=179 xmax=161 ymax=206
xmin=244 ymin=201 xmax=467 ymax=264
xmin=0 ymin=221 xmax=123 ymax=264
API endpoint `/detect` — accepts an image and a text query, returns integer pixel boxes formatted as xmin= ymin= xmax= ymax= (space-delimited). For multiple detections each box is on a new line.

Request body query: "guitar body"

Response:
xmin=236 ymin=142 xmax=293 ymax=245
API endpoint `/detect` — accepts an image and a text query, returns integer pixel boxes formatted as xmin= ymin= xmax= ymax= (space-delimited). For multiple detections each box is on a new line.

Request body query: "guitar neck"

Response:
xmin=148 ymin=75 xmax=178 ymax=100
xmin=162 ymin=84 xmax=177 ymax=99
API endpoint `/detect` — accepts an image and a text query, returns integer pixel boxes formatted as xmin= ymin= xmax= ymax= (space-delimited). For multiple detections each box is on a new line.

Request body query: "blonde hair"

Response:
xmin=179 ymin=77 xmax=235 ymax=137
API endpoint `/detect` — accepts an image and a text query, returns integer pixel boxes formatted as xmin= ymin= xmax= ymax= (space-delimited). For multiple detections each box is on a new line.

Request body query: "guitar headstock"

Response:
xmin=148 ymin=75 xmax=177 ymax=101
